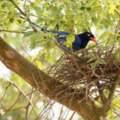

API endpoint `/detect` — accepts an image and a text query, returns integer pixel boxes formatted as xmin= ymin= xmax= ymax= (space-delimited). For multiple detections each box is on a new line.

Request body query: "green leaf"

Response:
xmin=35 ymin=60 xmax=44 ymax=69
xmin=24 ymin=31 xmax=33 ymax=37
xmin=64 ymin=34 xmax=75 ymax=48
xmin=90 ymin=58 xmax=106 ymax=70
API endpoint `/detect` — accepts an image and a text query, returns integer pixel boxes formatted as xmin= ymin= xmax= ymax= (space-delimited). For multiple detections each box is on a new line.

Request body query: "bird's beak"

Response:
xmin=91 ymin=37 xmax=97 ymax=44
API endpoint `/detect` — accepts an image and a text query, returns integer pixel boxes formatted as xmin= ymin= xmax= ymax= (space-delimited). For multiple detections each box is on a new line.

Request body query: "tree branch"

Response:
xmin=0 ymin=29 xmax=25 ymax=34
xmin=0 ymin=37 xmax=100 ymax=120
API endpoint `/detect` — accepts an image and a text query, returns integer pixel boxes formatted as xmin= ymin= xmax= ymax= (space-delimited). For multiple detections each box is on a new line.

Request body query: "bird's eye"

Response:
xmin=87 ymin=34 xmax=90 ymax=36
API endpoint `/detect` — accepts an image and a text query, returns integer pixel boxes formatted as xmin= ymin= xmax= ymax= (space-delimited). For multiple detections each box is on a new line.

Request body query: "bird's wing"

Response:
xmin=56 ymin=31 xmax=70 ymax=43
xmin=56 ymin=31 xmax=70 ymax=35
xmin=72 ymin=35 xmax=82 ymax=51
xmin=55 ymin=31 xmax=74 ymax=52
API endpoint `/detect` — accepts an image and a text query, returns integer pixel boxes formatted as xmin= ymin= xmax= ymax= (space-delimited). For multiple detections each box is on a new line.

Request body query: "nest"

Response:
xmin=48 ymin=48 xmax=120 ymax=104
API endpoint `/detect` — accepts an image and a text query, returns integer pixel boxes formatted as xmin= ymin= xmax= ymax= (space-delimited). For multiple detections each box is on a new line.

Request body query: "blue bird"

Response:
xmin=56 ymin=31 xmax=96 ymax=52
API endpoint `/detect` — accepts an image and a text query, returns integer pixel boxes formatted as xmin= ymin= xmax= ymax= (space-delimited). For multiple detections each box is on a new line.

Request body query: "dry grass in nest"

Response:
xmin=48 ymin=48 xmax=120 ymax=104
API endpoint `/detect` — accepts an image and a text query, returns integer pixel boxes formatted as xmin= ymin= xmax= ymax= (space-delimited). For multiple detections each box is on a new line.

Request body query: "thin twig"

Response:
xmin=0 ymin=29 xmax=25 ymax=34
xmin=8 ymin=0 xmax=37 ymax=32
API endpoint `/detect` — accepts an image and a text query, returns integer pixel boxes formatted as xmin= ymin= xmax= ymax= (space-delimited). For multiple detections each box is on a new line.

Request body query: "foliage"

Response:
xmin=0 ymin=0 xmax=120 ymax=120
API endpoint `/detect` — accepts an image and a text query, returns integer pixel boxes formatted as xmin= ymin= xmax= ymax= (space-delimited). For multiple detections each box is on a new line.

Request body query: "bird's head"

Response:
xmin=83 ymin=32 xmax=97 ymax=44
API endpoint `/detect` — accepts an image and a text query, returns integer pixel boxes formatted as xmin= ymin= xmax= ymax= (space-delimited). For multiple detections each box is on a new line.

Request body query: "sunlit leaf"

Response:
xmin=64 ymin=34 xmax=75 ymax=48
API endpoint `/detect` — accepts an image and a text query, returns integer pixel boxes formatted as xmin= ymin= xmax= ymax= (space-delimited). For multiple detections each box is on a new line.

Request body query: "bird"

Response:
xmin=56 ymin=31 xmax=96 ymax=52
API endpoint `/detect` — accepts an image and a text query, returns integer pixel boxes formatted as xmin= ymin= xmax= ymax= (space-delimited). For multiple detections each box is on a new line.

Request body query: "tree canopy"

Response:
xmin=0 ymin=0 xmax=120 ymax=120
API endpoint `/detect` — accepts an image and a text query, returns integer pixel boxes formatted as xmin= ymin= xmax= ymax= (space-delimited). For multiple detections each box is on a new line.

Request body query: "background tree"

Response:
xmin=0 ymin=0 xmax=120 ymax=120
